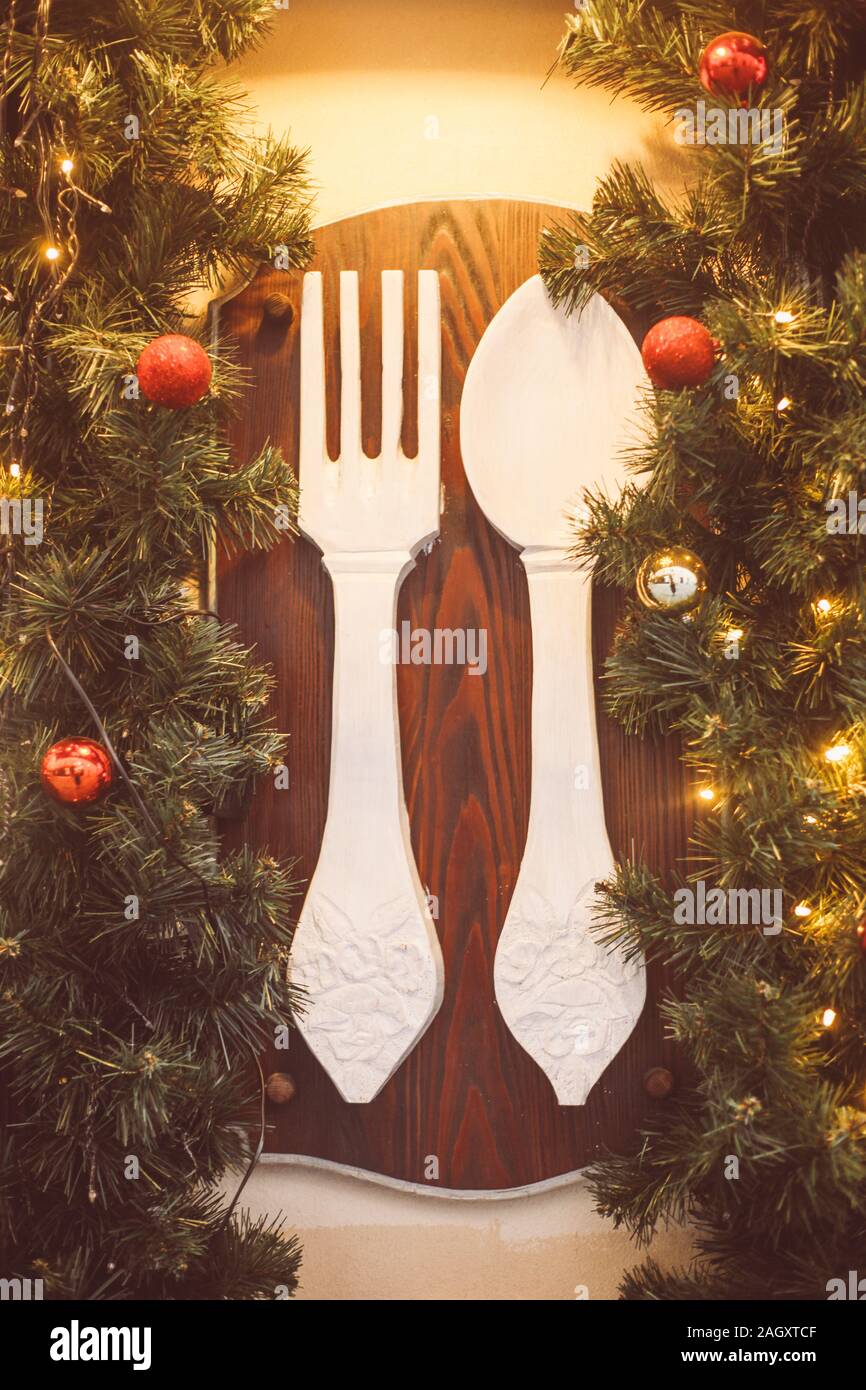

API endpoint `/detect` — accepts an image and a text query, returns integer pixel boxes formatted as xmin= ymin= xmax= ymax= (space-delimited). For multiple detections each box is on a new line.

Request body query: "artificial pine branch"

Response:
xmin=544 ymin=1 xmax=866 ymax=1299
xmin=0 ymin=0 xmax=309 ymax=1299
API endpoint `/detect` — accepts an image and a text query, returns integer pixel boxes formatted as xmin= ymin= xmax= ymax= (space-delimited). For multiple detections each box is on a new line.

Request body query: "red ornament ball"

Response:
xmin=40 ymin=737 xmax=113 ymax=806
xmin=699 ymin=31 xmax=769 ymax=100
xmin=136 ymin=334 xmax=212 ymax=409
xmin=641 ymin=316 xmax=716 ymax=390
xmin=857 ymin=917 xmax=866 ymax=954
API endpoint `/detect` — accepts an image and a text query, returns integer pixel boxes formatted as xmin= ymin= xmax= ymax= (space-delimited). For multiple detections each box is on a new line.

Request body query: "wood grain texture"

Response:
xmin=216 ymin=200 xmax=693 ymax=1190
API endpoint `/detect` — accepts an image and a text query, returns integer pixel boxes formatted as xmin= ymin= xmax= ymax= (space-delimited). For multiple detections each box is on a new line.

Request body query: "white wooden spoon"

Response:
xmin=460 ymin=274 xmax=647 ymax=1105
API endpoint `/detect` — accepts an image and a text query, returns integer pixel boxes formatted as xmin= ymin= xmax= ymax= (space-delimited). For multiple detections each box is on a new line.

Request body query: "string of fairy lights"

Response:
xmin=629 ymin=123 xmax=863 ymax=1039
xmin=1 ymin=0 xmax=275 ymax=1225
xmin=1 ymin=0 xmax=112 ymax=465
xmin=692 ymin=576 xmax=860 ymax=1037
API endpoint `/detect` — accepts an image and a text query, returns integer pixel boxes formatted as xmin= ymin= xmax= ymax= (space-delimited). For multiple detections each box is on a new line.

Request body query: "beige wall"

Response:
xmin=240 ymin=1160 xmax=693 ymax=1302
xmin=230 ymin=0 xmax=683 ymax=225
xmin=229 ymin=0 xmax=689 ymax=1301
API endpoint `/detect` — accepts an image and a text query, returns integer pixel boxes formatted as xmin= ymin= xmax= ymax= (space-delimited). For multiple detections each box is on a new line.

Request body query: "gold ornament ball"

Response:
xmin=636 ymin=547 xmax=708 ymax=615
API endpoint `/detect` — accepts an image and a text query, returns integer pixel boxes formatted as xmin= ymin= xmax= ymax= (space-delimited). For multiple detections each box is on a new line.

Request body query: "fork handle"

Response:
xmin=290 ymin=548 xmax=444 ymax=1104
xmin=322 ymin=549 xmax=417 ymax=851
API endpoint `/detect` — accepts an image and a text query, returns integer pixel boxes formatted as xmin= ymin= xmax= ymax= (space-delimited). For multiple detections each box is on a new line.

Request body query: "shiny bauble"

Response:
xmin=636 ymin=547 xmax=708 ymax=615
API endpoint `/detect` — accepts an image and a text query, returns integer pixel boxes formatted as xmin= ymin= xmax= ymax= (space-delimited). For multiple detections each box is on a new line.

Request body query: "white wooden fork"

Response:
xmin=290 ymin=269 xmax=444 ymax=1103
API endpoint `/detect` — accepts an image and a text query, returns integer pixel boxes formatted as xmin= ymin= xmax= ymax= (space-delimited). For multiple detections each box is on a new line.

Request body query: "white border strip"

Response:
xmin=257 ymin=1152 xmax=588 ymax=1202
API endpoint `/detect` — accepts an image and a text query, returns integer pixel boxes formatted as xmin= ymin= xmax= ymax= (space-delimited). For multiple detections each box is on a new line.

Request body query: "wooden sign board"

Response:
xmin=216 ymin=199 xmax=690 ymax=1191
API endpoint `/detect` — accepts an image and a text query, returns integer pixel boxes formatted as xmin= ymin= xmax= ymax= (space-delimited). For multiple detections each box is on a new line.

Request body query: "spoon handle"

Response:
xmin=493 ymin=547 xmax=646 ymax=1105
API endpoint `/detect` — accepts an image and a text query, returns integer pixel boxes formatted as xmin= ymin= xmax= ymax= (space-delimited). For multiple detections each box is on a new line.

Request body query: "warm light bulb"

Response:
xmin=822 ymin=1008 xmax=837 ymax=1028
xmin=816 ymin=598 xmax=832 ymax=615
xmin=804 ymin=814 xmax=818 ymax=825
xmin=774 ymin=309 xmax=796 ymax=325
xmin=727 ymin=627 xmax=744 ymax=641
xmin=776 ymin=396 xmax=792 ymax=412
xmin=60 ymin=157 xmax=74 ymax=174
xmin=794 ymin=902 xmax=812 ymax=918
xmin=825 ymin=743 xmax=851 ymax=763
xmin=44 ymin=245 xmax=61 ymax=262
xmin=699 ymin=787 xmax=716 ymax=803
xmin=9 ymin=461 xmax=20 ymax=478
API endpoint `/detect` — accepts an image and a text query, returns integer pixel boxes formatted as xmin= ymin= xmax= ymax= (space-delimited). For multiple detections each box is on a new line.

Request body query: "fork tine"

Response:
xmin=416 ymin=270 xmax=441 ymax=466
xmin=339 ymin=271 xmax=363 ymax=461
xmin=380 ymin=271 xmax=404 ymax=461
xmin=300 ymin=273 xmax=327 ymax=470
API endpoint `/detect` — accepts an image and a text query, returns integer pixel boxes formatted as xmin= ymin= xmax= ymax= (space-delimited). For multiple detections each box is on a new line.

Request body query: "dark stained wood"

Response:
xmin=216 ymin=200 xmax=693 ymax=1190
